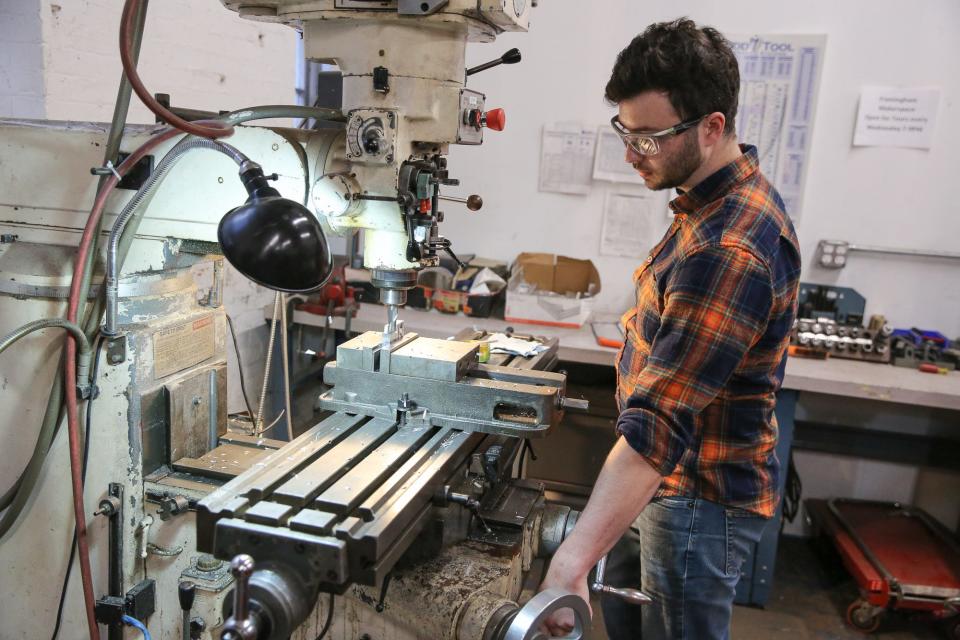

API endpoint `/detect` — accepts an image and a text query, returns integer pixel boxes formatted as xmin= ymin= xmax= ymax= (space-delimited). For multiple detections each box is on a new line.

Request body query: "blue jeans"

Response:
xmin=600 ymin=496 xmax=768 ymax=640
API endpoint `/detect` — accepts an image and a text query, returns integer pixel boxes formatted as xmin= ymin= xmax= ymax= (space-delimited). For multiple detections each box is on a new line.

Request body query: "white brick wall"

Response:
xmin=0 ymin=0 xmax=46 ymax=118
xmin=39 ymin=0 xmax=298 ymax=123
xmin=1 ymin=0 xmax=302 ymax=415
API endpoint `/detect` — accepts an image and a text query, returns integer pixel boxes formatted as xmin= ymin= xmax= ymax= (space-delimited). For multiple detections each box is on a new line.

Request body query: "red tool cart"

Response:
xmin=807 ymin=498 xmax=960 ymax=636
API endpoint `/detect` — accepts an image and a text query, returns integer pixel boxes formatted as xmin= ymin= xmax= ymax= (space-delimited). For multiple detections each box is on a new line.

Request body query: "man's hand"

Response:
xmin=532 ymin=439 xmax=663 ymax=636
xmin=538 ymin=547 xmax=592 ymax=637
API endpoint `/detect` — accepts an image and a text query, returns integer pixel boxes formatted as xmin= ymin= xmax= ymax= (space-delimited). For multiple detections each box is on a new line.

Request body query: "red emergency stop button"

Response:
xmin=483 ymin=108 xmax=506 ymax=131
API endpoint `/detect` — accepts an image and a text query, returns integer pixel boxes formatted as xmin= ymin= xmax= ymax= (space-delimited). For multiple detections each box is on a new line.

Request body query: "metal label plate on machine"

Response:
xmin=153 ymin=315 xmax=215 ymax=379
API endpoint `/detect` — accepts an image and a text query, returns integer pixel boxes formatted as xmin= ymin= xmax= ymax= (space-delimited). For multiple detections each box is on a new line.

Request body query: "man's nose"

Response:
xmin=625 ymin=145 xmax=642 ymax=164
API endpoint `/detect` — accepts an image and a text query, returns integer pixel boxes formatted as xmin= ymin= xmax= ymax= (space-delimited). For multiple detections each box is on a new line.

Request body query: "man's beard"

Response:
xmin=634 ymin=132 xmax=702 ymax=191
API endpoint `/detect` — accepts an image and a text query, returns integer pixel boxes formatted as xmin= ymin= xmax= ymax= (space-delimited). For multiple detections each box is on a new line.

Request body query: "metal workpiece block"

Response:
xmin=334 ymin=330 xmax=418 ymax=372
xmin=335 ymin=331 xmax=383 ymax=371
xmin=388 ymin=337 xmax=478 ymax=381
xmin=319 ymin=363 xmax=564 ymax=437
xmin=212 ymin=518 xmax=348 ymax=586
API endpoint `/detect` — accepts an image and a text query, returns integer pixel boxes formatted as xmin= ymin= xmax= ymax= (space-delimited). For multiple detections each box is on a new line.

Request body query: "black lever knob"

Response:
xmin=501 ymin=48 xmax=522 ymax=65
xmin=179 ymin=581 xmax=196 ymax=612
xmin=466 ymin=48 xmax=522 ymax=76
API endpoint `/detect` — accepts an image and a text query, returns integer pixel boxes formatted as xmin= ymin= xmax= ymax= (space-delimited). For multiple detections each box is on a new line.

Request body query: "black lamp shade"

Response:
xmin=218 ymin=194 xmax=331 ymax=293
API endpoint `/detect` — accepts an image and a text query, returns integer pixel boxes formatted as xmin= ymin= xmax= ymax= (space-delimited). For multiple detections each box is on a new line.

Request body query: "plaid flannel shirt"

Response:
xmin=615 ymin=145 xmax=801 ymax=517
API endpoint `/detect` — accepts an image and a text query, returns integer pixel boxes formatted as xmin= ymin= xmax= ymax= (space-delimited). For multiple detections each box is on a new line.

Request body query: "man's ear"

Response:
xmin=703 ymin=112 xmax=727 ymax=144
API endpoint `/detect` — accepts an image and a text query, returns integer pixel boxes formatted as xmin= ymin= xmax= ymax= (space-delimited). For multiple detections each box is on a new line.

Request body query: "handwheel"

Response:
xmin=503 ymin=589 xmax=591 ymax=640
xmin=846 ymin=600 xmax=881 ymax=634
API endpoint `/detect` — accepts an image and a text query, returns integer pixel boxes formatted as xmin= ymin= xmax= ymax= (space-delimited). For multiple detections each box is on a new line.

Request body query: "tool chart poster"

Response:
xmin=729 ymin=34 xmax=827 ymax=221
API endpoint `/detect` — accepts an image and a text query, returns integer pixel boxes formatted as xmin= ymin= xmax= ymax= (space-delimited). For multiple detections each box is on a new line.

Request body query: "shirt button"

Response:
xmin=645 ymin=256 xmax=654 ymax=263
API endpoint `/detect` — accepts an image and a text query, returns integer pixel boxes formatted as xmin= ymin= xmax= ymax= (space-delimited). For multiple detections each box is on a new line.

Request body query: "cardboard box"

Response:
xmin=505 ymin=253 xmax=601 ymax=328
xmin=432 ymin=288 xmax=465 ymax=314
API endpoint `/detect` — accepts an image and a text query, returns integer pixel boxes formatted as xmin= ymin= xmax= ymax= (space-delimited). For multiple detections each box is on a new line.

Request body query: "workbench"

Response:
xmin=275 ymin=302 xmax=960 ymax=407
xmin=272 ymin=302 xmax=960 ymax=606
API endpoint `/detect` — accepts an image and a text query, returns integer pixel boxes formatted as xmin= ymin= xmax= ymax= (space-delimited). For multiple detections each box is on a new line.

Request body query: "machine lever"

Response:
xmin=178 ymin=582 xmax=196 ymax=640
xmin=435 ymin=486 xmax=492 ymax=533
xmin=375 ymin=572 xmax=393 ymax=612
xmin=466 ymin=48 xmax=522 ymax=76
xmin=427 ymin=237 xmax=467 ymax=269
xmin=221 ymin=554 xmax=258 ymax=640
xmin=438 ymin=194 xmax=483 ymax=211
xmin=560 ymin=396 xmax=589 ymax=411
xmin=591 ymin=553 xmax=652 ymax=605
xmin=93 ymin=495 xmax=121 ymax=518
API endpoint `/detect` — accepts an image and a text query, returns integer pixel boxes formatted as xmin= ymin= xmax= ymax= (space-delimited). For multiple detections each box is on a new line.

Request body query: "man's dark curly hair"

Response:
xmin=605 ymin=18 xmax=740 ymax=136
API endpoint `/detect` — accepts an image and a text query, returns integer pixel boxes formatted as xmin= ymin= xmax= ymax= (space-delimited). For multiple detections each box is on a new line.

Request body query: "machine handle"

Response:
xmin=590 ymin=584 xmax=653 ymax=606
xmin=178 ymin=580 xmax=196 ymax=612
xmin=221 ymin=554 xmax=258 ymax=640
xmin=560 ymin=396 xmax=589 ymax=411
xmin=438 ymin=194 xmax=483 ymax=211
xmin=466 ymin=48 xmax=522 ymax=76
xmin=590 ymin=553 xmax=652 ymax=606
xmin=179 ymin=581 xmax=196 ymax=640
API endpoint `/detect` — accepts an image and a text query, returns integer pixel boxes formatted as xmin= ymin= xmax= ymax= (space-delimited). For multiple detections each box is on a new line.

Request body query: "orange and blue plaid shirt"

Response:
xmin=615 ymin=145 xmax=801 ymax=518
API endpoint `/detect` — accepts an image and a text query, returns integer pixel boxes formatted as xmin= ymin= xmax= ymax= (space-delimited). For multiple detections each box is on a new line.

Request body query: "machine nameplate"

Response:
xmin=154 ymin=315 xmax=215 ymax=379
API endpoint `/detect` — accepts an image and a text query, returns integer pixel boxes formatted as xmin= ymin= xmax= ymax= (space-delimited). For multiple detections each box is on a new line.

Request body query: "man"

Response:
xmin=540 ymin=18 xmax=801 ymax=640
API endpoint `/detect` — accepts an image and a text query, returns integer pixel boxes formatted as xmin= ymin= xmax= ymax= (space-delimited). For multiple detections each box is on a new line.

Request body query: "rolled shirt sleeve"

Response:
xmin=616 ymin=244 xmax=774 ymax=477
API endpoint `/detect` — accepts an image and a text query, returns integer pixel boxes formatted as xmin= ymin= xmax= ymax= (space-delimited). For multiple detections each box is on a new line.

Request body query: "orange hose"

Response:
xmin=119 ymin=0 xmax=233 ymax=140
xmin=62 ymin=3 xmax=236 ymax=632
xmin=65 ymin=126 xmax=183 ymax=639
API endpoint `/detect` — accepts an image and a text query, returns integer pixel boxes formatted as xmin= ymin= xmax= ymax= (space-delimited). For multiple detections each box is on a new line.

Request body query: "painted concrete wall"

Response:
xmin=0 ymin=0 xmax=300 ymax=414
xmin=39 ymin=0 xmax=297 ymax=125
xmin=0 ymin=0 xmax=45 ymax=118
xmin=447 ymin=0 xmax=960 ymax=337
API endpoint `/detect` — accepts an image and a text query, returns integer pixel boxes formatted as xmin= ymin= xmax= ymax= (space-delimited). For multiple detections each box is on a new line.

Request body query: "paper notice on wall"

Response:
xmin=729 ymin=34 xmax=826 ymax=220
xmin=853 ymin=87 xmax=941 ymax=148
xmin=600 ymin=191 xmax=669 ymax=258
xmin=593 ymin=129 xmax=645 ymax=184
xmin=539 ymin=123 xmax=595 ymax=194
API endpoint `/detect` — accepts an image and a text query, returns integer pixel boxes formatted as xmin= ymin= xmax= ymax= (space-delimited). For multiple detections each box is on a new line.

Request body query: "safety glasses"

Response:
xmin=610 ymin=114 xmax=706 ymax=156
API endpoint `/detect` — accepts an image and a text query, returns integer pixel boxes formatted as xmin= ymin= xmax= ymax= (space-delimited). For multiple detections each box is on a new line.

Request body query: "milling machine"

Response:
xmin=0 ymin=1 xmax=614 ymax=639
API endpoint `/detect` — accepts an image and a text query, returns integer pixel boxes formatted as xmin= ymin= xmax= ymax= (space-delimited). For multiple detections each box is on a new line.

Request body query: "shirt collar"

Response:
xmin=669 ymin=144 xmax=759 ymax=214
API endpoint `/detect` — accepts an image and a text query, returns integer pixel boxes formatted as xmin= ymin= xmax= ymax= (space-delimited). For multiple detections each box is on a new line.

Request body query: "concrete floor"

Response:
xmin=589 ymin=536 xmax=951 ymax=639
